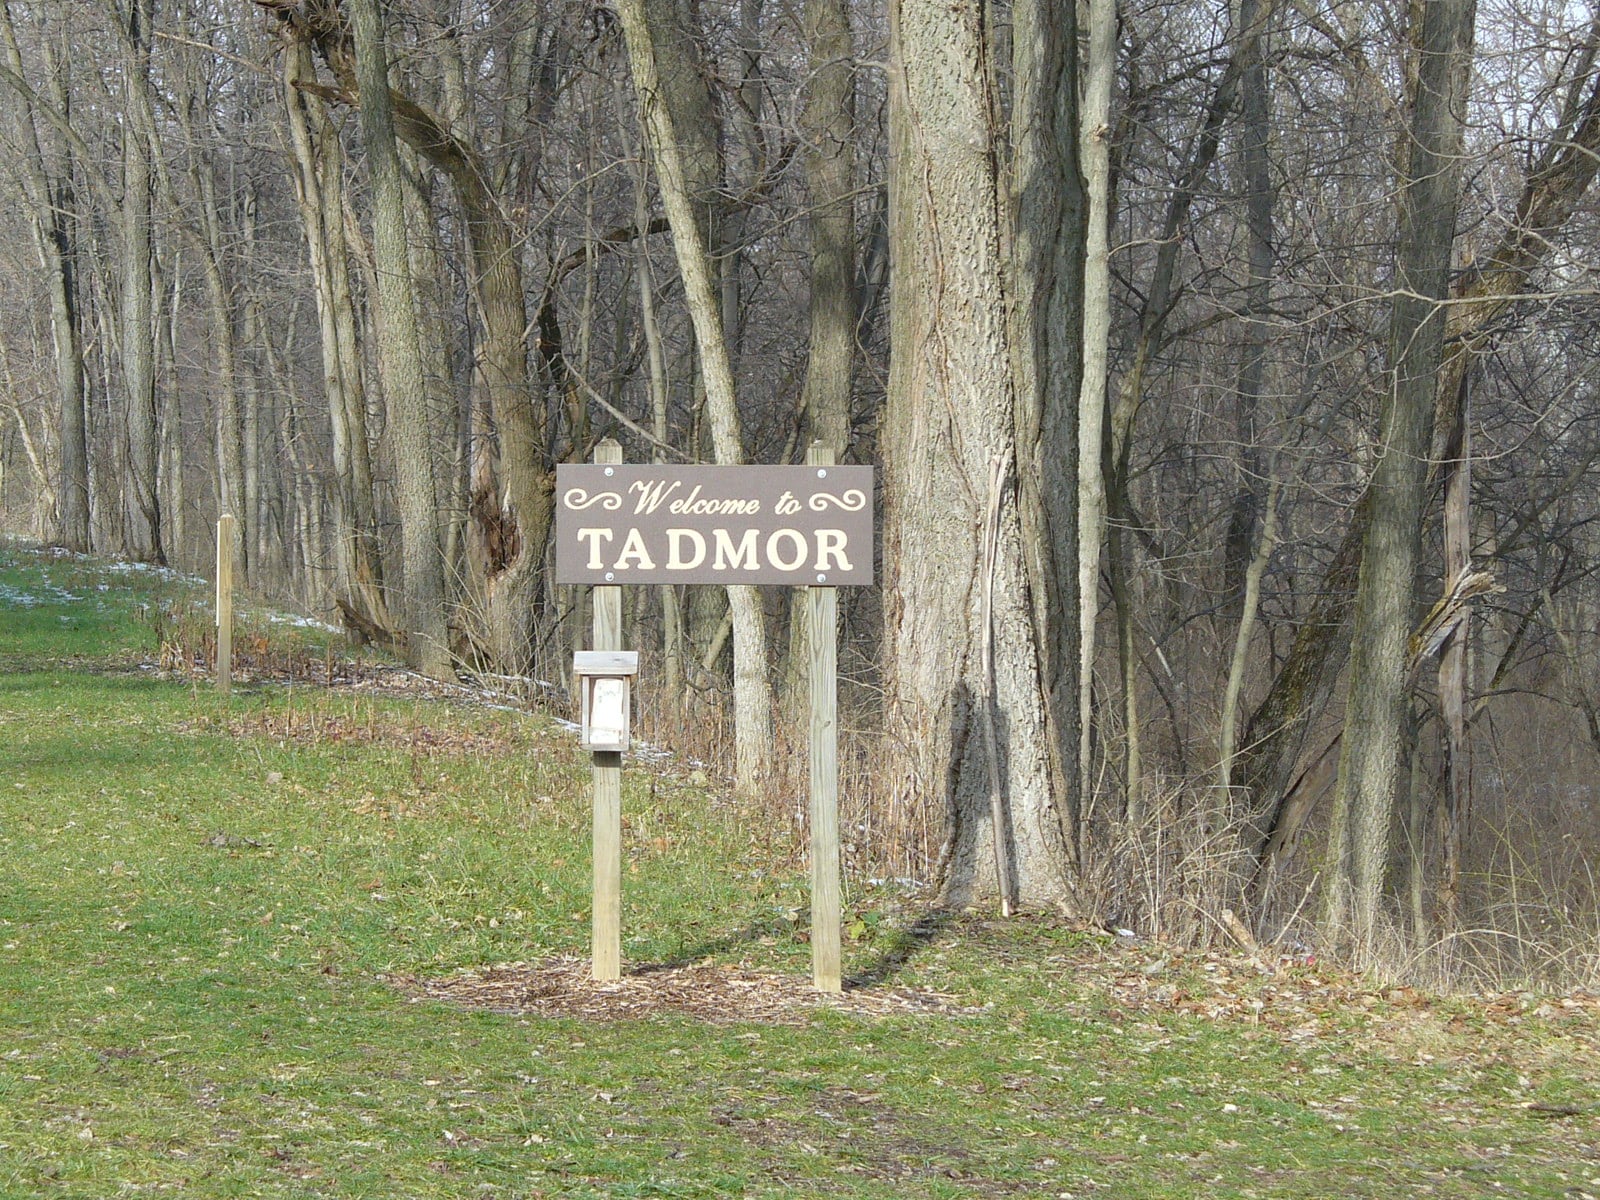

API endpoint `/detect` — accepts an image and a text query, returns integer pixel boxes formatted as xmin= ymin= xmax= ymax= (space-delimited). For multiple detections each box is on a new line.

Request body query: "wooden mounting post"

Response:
xmin=216 ymin=514 xmax=235 ymax=697
xmin=591 ymin=439 xmax=624 ymax=982
xmin=807 ymin=443 xmax=842 ymax=993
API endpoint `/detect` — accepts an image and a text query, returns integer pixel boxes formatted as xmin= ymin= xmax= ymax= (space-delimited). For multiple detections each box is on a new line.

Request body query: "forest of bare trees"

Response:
xmin=5 ymin=0 xmax=1600 ymax=983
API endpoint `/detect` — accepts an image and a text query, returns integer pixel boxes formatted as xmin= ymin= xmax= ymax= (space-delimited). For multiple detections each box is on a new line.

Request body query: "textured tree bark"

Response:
xmin=347 ymin=0 xmax=453 ymax=679
xmin=48 ymin=180 xmax=90 ymax=553
xmin=118 ymin=0 xmax=163 ymax=564
xmin=798 ymin=0 xmax=855 ymax=457
xmin=884 ymin=0 xmax=1070 ymax=907
xmin=1012 ymin=0 xmax=1087 ymax=866
xmin=1434 ymin=378 xmax=1471 ymax=937
xmin=91 ymin=288 xmax=119 ymax=550
xmin=638 ymin=0 xmax=722 ymax=229
xmin=1072 ymin=0 xmax=1116 ymax=834
xmin=783 ymin=0 xmax=857 ymax=719
xmin=44 ymin=29 xmax=90 ymax=553
xmin=1322 ymin=0 xmax=1476 ymax=956
xmin=157 ymin=259 xmax=184 ymax=568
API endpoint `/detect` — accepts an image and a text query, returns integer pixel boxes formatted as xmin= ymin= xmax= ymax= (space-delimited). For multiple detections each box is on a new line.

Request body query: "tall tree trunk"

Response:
xmin=1074 ymin=0 xmax=1115 ymax=835
xmin=618 ymin=77 xmax=685 ymax=702
xmin=614 ymin=0 xmax=776 ymax=792
xmin=347 ymin=0 xmax=453 ymax=679
xmin=784 ymin=0 xmax=857 ymax=717
xmin=884 ymin=0 xmax=1071 ymax=907
xmin=1222 ymin=0 xmax=1276 ymax=614
xmin=1011 ymin=0 xmax=1087 ymax=867
xmin=1434 ymin=375 xmax=1472 ymax=936
xmin=91 ymin=281 xmax=120 ymax=550
xmin=48 ymin=171 xmax=90 ymax=554
xmin=279 ymin=27 xmax=392 ymax=635
xmin=238 ymin=198 xmax=269 ymax=586
xmin=119 ymin=0 xmax=162 ymax=564
xmin=1322 ymin=0 xmax=1476 ymax=956
xmin=798 ymin=0 xmax=855 ymax=456
xmin=635 ymin=0 xmax=736 ymax=694
xmin=1218 ymin=480 xmax=1279 ymax=795
xmin=157 ymin=256 xmax=185 ymax=568
xmin=260 ymin=313 xmax=309 ymax=595
xmin=184 ymin=120 xmax=246 ymax=562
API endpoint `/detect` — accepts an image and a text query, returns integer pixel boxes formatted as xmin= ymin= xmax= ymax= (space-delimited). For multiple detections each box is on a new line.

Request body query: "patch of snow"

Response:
xmin=0 ymin=581 xmax=82 ymax=607
xmin=100 ymin=560 xmax=201 ymax=584
xmin=265 ymin=612 xmax=342 ymax=634
xmin=0 ymin=584 xmax=44 ymax=607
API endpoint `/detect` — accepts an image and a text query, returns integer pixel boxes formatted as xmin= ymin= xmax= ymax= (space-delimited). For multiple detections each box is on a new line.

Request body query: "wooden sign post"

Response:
xmin=216 ymin=513 xmax=235 ymax=697
xmin=555 ymin=443 xmax=872 ymax=991
xmin=806 ymin=443 xmax=842 ymax=993
xmin=590 ymin=441 xmax=624 ymax=982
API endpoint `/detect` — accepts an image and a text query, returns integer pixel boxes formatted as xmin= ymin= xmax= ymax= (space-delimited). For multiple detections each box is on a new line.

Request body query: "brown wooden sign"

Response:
xmin=554 ymin=464 xmax=874 ymax=586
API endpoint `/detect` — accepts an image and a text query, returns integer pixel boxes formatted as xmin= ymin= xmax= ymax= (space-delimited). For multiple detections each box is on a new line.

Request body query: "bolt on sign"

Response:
xmin=554 ymin=464 xmax=875 ymax=587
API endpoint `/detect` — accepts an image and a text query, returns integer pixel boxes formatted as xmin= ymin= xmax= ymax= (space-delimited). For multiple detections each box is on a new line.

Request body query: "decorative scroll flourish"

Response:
xmin=808 ymin=488 xmax=867 ymax=513
xmin=563 ymin=488 xmax=623 ymax=511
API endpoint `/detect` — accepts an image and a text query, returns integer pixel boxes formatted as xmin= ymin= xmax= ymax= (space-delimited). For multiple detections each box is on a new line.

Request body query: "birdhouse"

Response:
xmin=573 ymin=650 xmax=639 ymax=752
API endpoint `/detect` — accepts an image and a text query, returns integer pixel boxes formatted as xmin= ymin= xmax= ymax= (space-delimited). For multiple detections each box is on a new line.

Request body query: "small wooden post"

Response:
xmin=807 ymin=443 xmax=842 ymax=993
xmin=216 ymin=513 xmax=235 ymax=697
xmin=591 ymin=439 xmax=624 ymax=982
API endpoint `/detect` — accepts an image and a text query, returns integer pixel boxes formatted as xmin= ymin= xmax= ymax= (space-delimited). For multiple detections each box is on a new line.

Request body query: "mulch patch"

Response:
xmin=386 ymin=956 xmax=984 ymax=1024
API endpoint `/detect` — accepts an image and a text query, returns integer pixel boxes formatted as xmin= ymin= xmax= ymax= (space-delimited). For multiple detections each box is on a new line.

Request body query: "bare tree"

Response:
xmin=347 ymin=0 xmax=452 ymax=678
xmin=1322 ymin=0 xmax=1477 ymax=956
xmin=614 ymin=0 xmax=776 ymax=792
xmin=116 ymin=0 xmax=163 ymax=564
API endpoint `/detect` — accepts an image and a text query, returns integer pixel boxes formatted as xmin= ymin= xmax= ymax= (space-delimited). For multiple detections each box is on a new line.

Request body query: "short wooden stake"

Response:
xmin=591 ymin=439 xmax=624 ymax=982
xmin=807 ymin=443 xmax=842 ymax=993
xmin=216 ymin=514 xmax=235 ymax=697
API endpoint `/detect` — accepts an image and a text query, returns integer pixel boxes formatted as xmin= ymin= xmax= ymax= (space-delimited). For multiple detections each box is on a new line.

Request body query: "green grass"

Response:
xmin=2 ymin=543 xmax=1598 ymax=1197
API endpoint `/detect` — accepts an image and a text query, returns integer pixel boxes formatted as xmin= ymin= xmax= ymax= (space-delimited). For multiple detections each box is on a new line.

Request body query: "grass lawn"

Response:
xmin=2 ymin=543 xmax=1597 ymax=1198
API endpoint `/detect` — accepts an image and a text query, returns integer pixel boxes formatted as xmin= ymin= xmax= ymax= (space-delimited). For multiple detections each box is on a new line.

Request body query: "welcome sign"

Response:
xmin=554 ymin=464 xmax=874 ymax=586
